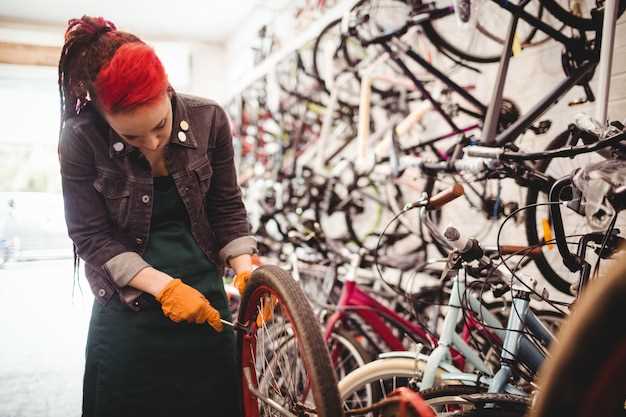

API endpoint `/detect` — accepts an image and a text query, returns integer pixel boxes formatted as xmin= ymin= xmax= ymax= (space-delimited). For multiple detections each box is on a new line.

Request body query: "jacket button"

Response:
xmin=113 ymin=142 xmax=124 ymax=152
xmin=136 ymin=237 xmax=144 ymax=245
xmin=180 ymin=120 xmax=189 ymax=131
xmin=98 ymin=289 xmax=106 ymax=297
xmin=178 ymin=131 xmax=187 ymax=142
xmin=142 ymin=195 xmax=150 ymax=204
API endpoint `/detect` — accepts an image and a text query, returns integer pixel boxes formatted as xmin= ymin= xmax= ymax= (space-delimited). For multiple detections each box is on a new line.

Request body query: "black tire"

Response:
xmin=453 ymin=409 xmax=527 ymax=417
xmin=421 ymin=1 xmax=542 ymax=66
xmin=238 ymin=265 xmax=343 ymax=417
xmin=422 ymin=385 xmax=529 ymax=416
xmin=524 ymin=129 xmax=577 ymax=295
xmin=541 ymin=0 xmax=626 ymax=32
xmin=420 ymin=384 xmax=486 ymax=399
xmin=311 ymin=18 xmax=343 ymax=95
xmin=421 ymin=21 xmax=500 ymax=64
xmin=529 ymin=254 xmax=626 ymax=417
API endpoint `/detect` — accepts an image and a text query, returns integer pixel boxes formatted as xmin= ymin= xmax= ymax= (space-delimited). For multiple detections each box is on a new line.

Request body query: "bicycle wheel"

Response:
xmin=529 ymin=253 xmax=626 ymax=417
xmin=238 ymin=265 xmax=343 ymax=417
xmin=311 ymin=18 xmax=364 ymax=107
xmin=338 ymin=355 xmax=449 ymax=414
xmin=423 ymin=0 xmax=544 ymax=64
xmin=312 ymin=18 xmax=348 ymax=93
xmin=423 ymin=385 xmax=529 ymax=416
xmin=541 ymin=0 xmax=626 ymax=32
xmin=524 ymin=129 xmax=626 ymax=295
xmin=328 ymin=328 xmax=375 ymax=383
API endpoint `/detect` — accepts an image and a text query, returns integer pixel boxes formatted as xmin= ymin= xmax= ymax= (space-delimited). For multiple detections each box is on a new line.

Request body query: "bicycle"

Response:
xmin=230 ymin=265 xmax=344 ymax=417
xmin=338 ymin=134 xmax=626 ymax=415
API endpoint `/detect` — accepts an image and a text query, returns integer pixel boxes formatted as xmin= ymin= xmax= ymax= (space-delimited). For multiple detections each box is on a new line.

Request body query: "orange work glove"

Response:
xmin=156 ymin=279 xmax=223 ymax=332
xmin=256 ymin=295 xmax=278 ymax=328
xmin=233 ymin=270 xmax=252 ymax=296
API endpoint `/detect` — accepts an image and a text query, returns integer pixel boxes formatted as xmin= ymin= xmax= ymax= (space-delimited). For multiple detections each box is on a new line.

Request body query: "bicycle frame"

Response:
xmin=417 ymin=263 xmax=551 ymax=393
xmin=355 ymin=58 xmax=481 ymax=170
xmin=321 ymin=260 xmax=520 ymax=372
xmin=481 ymin=0 xmax=617 ymax=145
xmin=416 ymin=204 xmax=553 ymax=392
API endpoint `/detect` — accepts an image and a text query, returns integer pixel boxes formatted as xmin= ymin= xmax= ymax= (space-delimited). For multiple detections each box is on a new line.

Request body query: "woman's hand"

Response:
xmin=230 ymin=254 xmax=254 ymax=295
xmin=256 ymin=295 xmax=277 ymax=328
xmin=233 ymin=270 xmax=252 ymax=295
xmin=156 ymin=279 xmax=223 ymax=331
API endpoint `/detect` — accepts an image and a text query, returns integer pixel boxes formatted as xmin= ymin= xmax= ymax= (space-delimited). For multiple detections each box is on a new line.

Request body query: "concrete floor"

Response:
xmin=0 ymin=259 xmax=92 ymax=417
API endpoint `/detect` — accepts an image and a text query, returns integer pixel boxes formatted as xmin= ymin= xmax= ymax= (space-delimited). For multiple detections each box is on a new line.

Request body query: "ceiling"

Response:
xmin=0 ymin=0 xmax=263 ymax=42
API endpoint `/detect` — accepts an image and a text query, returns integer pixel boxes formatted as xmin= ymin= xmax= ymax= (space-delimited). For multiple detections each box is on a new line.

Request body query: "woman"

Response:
xmin=58 ymin=16 xmax=257 ymax=417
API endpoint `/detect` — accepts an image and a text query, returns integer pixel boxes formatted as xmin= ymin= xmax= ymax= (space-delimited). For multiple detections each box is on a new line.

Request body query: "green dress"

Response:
xmin=82 ymin=176 xmax=242 ymax=417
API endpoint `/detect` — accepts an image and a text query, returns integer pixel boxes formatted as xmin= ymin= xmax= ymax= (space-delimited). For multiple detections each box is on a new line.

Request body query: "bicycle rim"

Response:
xmin=238 ymin=266 xmax=343 ymax=417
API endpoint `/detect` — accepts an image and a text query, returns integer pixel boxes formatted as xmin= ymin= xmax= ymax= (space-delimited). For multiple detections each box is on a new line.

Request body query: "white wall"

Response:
xmin=187 ymin=42 xmax=228 ymax=102
xmin=0 ymin=19 xmax=228 ymax=101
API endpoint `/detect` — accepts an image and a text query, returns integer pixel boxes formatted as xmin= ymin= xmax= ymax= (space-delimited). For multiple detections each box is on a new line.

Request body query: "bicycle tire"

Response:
xmin=311 ymin=16 xmax=379 ymax=106
xmin=423 ymin=0 xmax=573 ymax=64
xmin=524 ymin=129 xmax=577 ymax=295
xmin=312 ymin=18 xmax=343 ymax=95
xmin=420 ymin=20 xmax=500 ymax=64
xmin=423 ymin=386 xmax=528 ymax=415
xmin=420 ymin=383 xmax=486 ymax=399
xmin=541 ymin=0 xmax=626 ymax=32
xmin=529 ymin=253 xmax=626 ymax=417
xmin=475 ymin=3 xmax=551 ymax=49
xmin=522 ymin=126 xmax=626 ymax=296
xmin=449 ymin=407 xmax=527 ymax=417
xmin=338 ymin=356 xmax=448 ymax=402
xmin=238 ymin=265 xmax=343 ymax=417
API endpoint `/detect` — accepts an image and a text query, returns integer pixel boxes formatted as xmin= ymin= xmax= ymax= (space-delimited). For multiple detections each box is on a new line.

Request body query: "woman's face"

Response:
xmin=103 ymin=93 xmax=173 ymax=153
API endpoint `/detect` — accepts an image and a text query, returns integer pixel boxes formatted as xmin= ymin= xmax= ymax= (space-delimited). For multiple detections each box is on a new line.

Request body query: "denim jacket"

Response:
xmin=59 ymin=92 xmax=256 ymax=311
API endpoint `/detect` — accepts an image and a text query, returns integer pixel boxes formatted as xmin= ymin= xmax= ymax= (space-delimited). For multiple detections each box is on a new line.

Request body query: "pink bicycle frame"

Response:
xmin=323 ymin=280 xmax=472 ymax=369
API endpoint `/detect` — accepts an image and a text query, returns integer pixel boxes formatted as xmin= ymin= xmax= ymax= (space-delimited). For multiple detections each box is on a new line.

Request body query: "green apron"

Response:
xmin=82 ymin=176 xmax=242 ymax=417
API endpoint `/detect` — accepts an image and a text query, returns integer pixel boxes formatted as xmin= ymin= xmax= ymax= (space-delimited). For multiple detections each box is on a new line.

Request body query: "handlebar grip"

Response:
xmin=465 ymin=146 xmax=503 ymax=159
xmin=498 ymin=245 xmax=542 ymax=257
xmin=427 ymin=183 xmax=465 ymax=209
xmin=453 ymin=158 xmax=489 ymax=174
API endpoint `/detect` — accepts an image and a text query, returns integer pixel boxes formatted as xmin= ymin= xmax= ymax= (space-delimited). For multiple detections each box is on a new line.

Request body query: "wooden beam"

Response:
xmin=0 ymin=42 xmax=61 ymax=67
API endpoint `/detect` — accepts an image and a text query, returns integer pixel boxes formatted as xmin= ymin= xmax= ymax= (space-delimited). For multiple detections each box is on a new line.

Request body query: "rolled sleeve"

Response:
xmin=218 ymin=236 xmax=258 ymax=263
xmin=103 ymin=252 xmax=151 ymax=287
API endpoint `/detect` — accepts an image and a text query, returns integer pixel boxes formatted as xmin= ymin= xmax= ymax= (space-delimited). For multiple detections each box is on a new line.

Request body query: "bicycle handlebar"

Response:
xmin=467 ymin=129 xmax=625 ymax=161
xmin=498 ymin=245 xmax=543 ymax=257
xmin=465 ymin=146 xmax=503 ymax=159
xmin=426 ymin=183 xmax=465 ymax=209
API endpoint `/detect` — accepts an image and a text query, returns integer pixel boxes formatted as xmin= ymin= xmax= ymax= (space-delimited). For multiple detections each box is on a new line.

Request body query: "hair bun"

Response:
xmin=65 ymin=16 xmax=116 ymax=41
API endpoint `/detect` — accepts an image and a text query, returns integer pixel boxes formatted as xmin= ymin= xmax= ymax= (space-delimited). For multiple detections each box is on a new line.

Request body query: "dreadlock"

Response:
xmin=57 ymin=15 xmax=140 ymax=137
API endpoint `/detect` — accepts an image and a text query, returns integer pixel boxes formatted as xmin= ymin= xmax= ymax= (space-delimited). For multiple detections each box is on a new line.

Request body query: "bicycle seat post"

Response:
xmin=345 ymin=250 xmax=365 ymax=283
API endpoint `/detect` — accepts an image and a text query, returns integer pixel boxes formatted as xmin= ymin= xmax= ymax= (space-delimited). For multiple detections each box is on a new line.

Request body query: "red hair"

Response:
xmin=95 ymin=42 xmax=169 ymax=113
